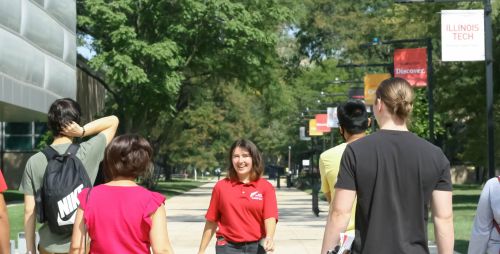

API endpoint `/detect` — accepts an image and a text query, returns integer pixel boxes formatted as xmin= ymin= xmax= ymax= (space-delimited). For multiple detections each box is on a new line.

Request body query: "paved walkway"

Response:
xmin=166 ymin=178 xmax=456 ymax=254
xmin=167 ymin=179 xmax=329 ymax=254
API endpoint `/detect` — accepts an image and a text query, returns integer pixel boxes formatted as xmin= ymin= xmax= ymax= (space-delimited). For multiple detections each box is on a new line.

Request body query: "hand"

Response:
xmin=263 ymin=237 xmax=274 ymax=252
xmin=61 ymin=121 xmax=84 ymax=137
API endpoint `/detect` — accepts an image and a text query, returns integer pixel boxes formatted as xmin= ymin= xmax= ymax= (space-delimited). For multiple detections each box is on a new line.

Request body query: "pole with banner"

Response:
xmin=441 ymin=7 xmax=495 ymax=177
xmin=393 ymin=45 xmax=434 ymax=143
xmin=364 ymin=73 xmax=392 ymax=105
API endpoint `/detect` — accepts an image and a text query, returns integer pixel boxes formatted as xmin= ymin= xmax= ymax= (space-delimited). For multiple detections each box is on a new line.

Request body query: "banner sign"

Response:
xmin=394 ymin=48 xmax=427 ymax=87
xmin=308 ymin=119 xmax=323 ymax=136
xmin=315 ymin=114 xmax=331 ymax=133
xmin=299 ymin=126 xmax=311 ymax=141
xmin=302 ymin=160 xmax=310 ymax=166
xmin=441 ymin=10 xmax=485 ymax=61
xmin=364 ymin=73 xmax=391 ymax=105
xmin=327 ymin=107 xmax=338 ymax=128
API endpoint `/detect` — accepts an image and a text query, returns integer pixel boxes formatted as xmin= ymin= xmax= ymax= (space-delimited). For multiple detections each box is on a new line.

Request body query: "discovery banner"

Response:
xmin=394 ymin=48 xmax=427 ymax=87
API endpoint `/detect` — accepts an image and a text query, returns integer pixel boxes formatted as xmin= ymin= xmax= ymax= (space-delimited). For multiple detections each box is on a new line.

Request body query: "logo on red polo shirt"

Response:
xmin=250 ymin=191 xmax=263 ymax=200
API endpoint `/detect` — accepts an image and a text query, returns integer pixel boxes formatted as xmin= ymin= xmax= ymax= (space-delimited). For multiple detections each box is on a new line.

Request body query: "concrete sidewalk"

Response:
xmin=166 ymin=178 xmax=456 ymax=254
xmin=166 ymin=179 xmax=329 ymax=254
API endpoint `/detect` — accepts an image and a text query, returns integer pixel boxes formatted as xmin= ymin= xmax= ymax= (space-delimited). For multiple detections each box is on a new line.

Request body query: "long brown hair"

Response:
xmin=226 ymin=139 xmax=264 ymax=182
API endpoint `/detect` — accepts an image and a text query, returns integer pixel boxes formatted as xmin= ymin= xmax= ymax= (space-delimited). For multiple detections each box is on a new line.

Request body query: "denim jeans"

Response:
xmin=215 ymin=238 xmax=266 ymax=254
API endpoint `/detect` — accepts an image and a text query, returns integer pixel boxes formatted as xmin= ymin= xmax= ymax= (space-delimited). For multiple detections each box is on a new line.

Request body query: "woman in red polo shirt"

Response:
xmin=198 ymin=139 xmax=278 ymax=254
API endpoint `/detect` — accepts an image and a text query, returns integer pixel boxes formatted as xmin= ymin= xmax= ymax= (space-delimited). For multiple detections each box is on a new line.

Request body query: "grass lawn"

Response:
xmin=427 ymin=183 xmax=482 ymax=253
xmin=6 ymin=179 xmax=208 ymax=241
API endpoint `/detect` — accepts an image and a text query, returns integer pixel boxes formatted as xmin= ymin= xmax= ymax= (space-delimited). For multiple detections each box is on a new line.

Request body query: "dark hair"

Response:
xmin=376 ymin=77 xmax=414 ymax=121
xmin=104 ymin=134 xmax=153 ymax=180
xmin=337 ymin=99 xmax=369 ymax=134
xmin=47 ymin=98 xmax=82 ymax=136
xmin=227 ymin=139 xmax=263 ymax=182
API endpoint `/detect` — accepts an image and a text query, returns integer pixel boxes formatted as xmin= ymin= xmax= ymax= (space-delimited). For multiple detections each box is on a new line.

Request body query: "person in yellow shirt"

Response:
xmin=319 ymin=99 xmax=369 ymax=233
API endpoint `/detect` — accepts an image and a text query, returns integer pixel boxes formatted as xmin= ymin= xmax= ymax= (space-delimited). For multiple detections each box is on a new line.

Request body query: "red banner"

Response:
xmin=315 ymin=114 xmax=330 ymax=133
xmin=394 ymin=48 xmax=427 ymax=87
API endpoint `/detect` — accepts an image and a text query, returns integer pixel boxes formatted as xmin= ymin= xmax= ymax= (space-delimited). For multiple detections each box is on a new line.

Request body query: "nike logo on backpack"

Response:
xmin=56 ymin=184 xmax=84 ymax=226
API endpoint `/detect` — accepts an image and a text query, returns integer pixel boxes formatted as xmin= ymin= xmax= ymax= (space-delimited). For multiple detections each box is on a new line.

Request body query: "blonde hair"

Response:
xmin=376 ymin=77 xmax=414 ymax=121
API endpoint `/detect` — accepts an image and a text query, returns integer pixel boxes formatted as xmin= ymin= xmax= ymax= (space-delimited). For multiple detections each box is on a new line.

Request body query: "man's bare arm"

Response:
xmin=321 ymin=188 xmax=356 ymax=254
xmin=431 ymin=190 xmax=454 ymax=254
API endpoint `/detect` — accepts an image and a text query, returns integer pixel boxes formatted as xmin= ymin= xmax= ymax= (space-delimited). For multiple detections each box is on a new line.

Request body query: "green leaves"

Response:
xmin=78 ymin=0 xmax=295 ymax=171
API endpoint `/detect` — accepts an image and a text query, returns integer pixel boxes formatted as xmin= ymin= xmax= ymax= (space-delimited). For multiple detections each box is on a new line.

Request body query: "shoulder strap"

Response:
xmin=42 ymin=146 xmax=59 ymax=161
xmin=494 ymin=219 xmax=500 ymax=234
xmin=497 ymin=176 xmax=500 ymax=183
xmin=65 ymin=143 xmax=80 ymax=156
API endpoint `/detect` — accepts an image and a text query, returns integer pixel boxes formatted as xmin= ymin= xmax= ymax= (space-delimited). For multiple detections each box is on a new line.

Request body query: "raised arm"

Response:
xmin=197 ymin=220 xmax=217 ymax=254
xmin=431 ymin=190 xmax=454 ymax=254
xmin=321 ymin=188 xmax=356 ymax=254
xmin=150 ymin=205 xmax=174 ymax=254
xmin=62 ymin=115 xmax=119 ymax=144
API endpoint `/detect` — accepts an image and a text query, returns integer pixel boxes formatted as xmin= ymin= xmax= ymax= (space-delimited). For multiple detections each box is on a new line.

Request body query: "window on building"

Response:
xmin=2 ymin=122 xmax=48 ymax=151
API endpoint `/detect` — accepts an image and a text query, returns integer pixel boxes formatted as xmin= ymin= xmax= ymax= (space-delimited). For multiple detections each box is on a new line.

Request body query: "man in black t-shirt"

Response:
xmin=321 ymin=78 xmax=454 ymax=254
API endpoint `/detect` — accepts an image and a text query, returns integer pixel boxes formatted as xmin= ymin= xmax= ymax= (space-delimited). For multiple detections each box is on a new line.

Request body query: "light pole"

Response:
xmin=288 ymin=146 xmax=291 ymax=174
xmin=394 ymin=0 xmax=495 ymax=179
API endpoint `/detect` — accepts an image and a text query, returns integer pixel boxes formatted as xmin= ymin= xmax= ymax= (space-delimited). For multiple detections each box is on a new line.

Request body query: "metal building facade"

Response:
xmin=0 ymin=0 xmax=76 ymax=122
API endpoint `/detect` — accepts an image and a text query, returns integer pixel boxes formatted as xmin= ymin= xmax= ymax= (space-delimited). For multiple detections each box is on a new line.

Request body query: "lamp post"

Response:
xmin=288 ymin=145 xmax=291 ymax=175
xmin=394 ymin=0 xmax=495 ymax=180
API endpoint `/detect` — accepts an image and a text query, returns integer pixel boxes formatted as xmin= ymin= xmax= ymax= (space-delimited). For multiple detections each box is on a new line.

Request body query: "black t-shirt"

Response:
xmin=336 ymin=130 xmax=452 ymax=254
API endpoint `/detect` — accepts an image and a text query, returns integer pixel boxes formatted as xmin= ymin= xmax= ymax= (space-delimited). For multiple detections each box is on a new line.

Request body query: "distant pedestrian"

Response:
xmin=70 ymin=134 xmax=174 ymax=254
xmin=319 ymin=99 xmax=369 ymax=235
xmin=468 ymin=176 xmax=500 ymax=254
xmin=321 ymin=77 xmax=454 ymax=254
xmin=198 ymin=139 xmax=278 ymax=254
xmin=19 ymin=98 xmax=119 ymax=254
xmin=0 ymin=170 xmax=9 ymax=254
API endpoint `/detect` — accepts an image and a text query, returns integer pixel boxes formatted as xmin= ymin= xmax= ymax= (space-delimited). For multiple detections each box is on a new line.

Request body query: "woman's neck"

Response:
xmin=238 ymin=175 xmax=251 ymax=183
xmin=106 ymin=177 xmax=138 ymax=186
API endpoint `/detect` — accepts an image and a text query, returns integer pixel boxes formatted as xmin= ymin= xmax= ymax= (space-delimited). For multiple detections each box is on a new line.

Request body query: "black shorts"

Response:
xmin=215 ymin=237 xmax=266 ymax=254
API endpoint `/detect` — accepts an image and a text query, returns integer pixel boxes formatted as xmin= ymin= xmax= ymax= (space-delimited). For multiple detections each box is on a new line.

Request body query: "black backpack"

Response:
xmin=35 ymin=144 xmax=91 ymax=234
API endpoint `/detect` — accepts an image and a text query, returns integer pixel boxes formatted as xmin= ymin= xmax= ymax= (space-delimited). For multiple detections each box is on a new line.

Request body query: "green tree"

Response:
xmin=293 ymin=0 xmax=500 ymax=172
xmin=77 ymin=0 xmax=295 ymax=175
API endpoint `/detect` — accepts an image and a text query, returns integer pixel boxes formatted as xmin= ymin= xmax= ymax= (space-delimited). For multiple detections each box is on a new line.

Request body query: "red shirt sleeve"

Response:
xmin=263 ymin=182 xmax=278 ymax=221
xmin=0 ymin=171 xmax=7 ymax=192
xmin=205 ymin=182 xmax=221 ymax=222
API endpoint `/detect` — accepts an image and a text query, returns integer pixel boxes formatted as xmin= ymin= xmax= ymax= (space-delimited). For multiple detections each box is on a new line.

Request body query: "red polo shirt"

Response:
xmin=206 ymin=177 xmax=278 ymax=243
xmin=0 ymin=171 xmax=7 ymax=192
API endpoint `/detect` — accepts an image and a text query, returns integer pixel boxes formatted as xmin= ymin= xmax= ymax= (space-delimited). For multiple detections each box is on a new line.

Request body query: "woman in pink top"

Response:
xmin=70 ymin=134 xmax=174 ymax=254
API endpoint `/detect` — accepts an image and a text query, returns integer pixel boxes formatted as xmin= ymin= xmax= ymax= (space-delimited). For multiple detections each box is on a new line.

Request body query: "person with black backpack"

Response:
xmin=19 ymin=98 xmax=119 ymax=254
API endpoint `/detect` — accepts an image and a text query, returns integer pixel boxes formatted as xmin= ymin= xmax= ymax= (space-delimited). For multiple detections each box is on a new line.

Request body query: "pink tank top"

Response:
xmin=78 ymin=185 xmax=165 ymax=253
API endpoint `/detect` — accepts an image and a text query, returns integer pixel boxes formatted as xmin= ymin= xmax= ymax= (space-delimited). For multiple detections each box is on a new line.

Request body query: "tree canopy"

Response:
xmin=77 ymin=0 xmax=500 ymax=176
